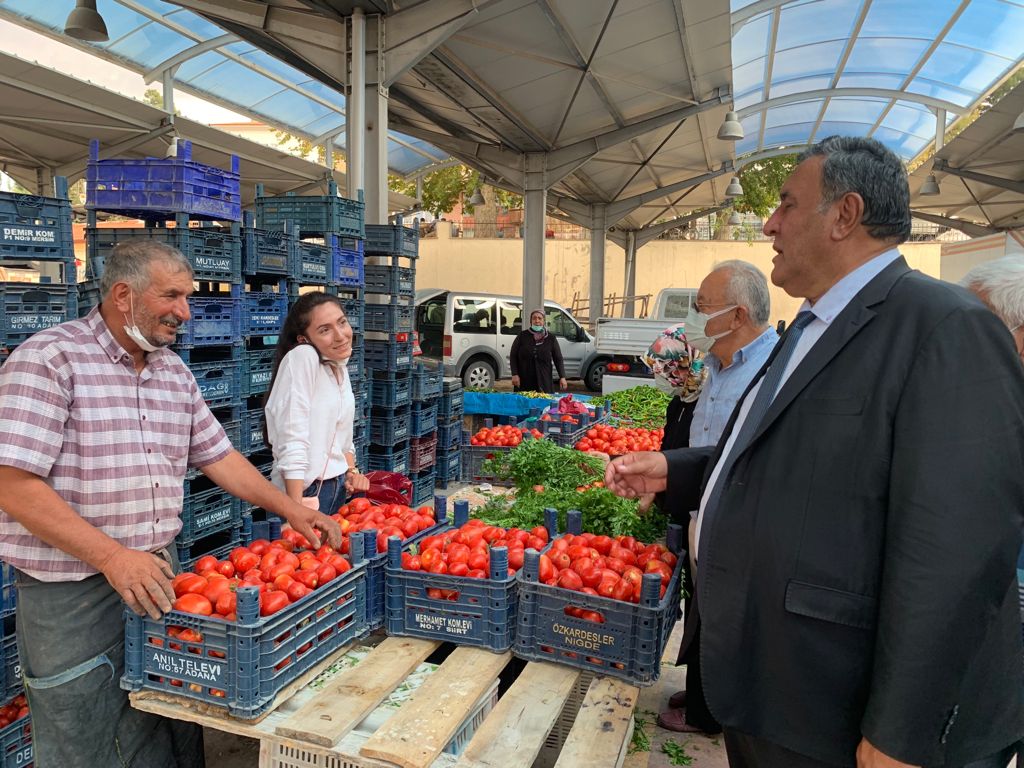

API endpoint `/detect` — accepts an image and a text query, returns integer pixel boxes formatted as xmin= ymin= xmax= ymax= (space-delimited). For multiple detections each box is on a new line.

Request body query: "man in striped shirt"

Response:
xmin=0 ymin=241 xmax=341 ymax=768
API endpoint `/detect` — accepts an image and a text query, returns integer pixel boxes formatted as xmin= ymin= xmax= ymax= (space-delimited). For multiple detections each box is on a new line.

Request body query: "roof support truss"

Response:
xmin=932 ymin=158 xmax=1024 ymax=196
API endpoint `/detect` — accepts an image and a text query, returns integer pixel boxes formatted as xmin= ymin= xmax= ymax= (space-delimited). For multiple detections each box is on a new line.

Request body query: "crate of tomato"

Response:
xmin=462 ymin=423 xmax=544 ymax=486
xmin=0 ymin=692 xmax=31 ymax=768
xmin=515 ymin=510 xmax=685 ymax=685
xmin=573 ymin=424 xmax=664 ymax=456
xmin=384 ymin=500 xmax=551 ymax=652
xmin=121 ymin=531 xmax=370 ymax=719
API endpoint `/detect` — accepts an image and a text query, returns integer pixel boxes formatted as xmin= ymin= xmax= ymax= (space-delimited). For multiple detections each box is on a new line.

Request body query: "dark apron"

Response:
xmin=16 ymin=550 xmax=204 ymax=768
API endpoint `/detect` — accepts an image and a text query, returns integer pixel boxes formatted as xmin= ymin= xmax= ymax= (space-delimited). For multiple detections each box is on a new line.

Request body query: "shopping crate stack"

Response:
xmin=362 ymin=223 xmax=419 ymax=484
xmin=436 ymin=377 xmax=465 ymax=488
xmin=0 ymin=176 xmax=78 ymax=366
xmin=409 ymin=361 xmax=443 ymax=503
xmin=83 ymin=139 xmax=250 ymax=567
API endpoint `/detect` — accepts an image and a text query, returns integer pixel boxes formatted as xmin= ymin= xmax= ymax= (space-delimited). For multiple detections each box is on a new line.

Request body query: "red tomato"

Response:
xmin=294 ymin=570 xmax=319 ymax=589
xmin=448 ymin=562 xmax=470 ymax=577
xmin=215 ymin=591 xmax=237 ymax=616
xmin=173 ymin=593 xmax=213 ymax=616
xmin=315 ymin=563 xmax=337 ymax=584
xmin=259 ymin=590 xmax=290 ymax=616
xmin=557 ymin=570 xmax=583 ymax=591
xmin=286 ymin=582 xmax=312 ymax=602
xmin=194 ymin=555 xmax=218 ymax=574
xmin=172 ymin=573 xmax=208 ymax=598
xmin=551 ymin=551 xmax=571 ymax=570
xmin=215 ymin=560 xmax=236 ymax=578
xmin=538 ymin=554 xmax=555 ymax=582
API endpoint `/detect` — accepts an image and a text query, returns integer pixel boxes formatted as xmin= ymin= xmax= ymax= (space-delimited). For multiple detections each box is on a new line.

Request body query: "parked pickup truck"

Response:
xmin=594 ymin=287 xmax=697 ymax=393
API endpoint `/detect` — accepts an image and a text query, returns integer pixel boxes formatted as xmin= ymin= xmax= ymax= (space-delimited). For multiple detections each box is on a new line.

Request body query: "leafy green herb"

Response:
xmin=629 ymin=710 xmax=656 ymax=754
xmin=662 ymin=739 xmax=694 ymax=766
xmin=599 ymin=386 xmax=671 ymax=429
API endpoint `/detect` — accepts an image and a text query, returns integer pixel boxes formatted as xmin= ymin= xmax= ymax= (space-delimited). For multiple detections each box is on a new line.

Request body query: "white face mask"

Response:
xmin=123 ymin=292 xmax=159 ymax=353
xmin=683 ymin=305 xmax=737 ymax=353
xmin=653 ymin=374 xmax=677 ymax=395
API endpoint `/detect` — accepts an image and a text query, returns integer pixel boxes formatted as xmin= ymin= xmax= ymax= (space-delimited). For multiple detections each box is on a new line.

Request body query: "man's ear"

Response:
xmin=109 ymin=282 xmax=133 ymax=315
xmin=830 ymin=192 xmax=865 ymax=240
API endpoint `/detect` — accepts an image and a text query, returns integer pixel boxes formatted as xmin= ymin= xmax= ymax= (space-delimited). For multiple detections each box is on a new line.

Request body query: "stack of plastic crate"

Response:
xmin=81 ymin=138 xmax=248 ymax=562
xmin=410 ymin=362 xmax=442 ymax=503
xmin=0 ymin=176 xmax=78 ymax=361
xmin=436 ymin=377 xmax=465 ymax=488
xmin=363 ymin=222 xmax=418 ymax=481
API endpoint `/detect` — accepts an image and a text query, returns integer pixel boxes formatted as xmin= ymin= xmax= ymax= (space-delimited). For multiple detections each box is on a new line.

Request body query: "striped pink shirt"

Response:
xmin=0 ymin=308 xmax=232 ymax=581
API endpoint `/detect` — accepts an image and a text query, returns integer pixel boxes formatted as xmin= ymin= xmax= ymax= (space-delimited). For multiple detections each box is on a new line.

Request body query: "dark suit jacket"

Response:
xmin=665 ymin=257 xmax=1024 ymax=767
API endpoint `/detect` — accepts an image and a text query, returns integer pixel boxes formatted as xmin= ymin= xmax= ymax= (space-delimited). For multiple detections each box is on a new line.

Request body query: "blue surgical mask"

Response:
xmin=530 ymin=324 xmax=544 ymax=332
xmin=683 ymin=305 xmax=737 ymax=353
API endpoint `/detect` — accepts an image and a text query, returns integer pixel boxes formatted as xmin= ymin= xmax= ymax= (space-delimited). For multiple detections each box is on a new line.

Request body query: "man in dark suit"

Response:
xmin=606 ymin=136 xmax=1024 ymax=768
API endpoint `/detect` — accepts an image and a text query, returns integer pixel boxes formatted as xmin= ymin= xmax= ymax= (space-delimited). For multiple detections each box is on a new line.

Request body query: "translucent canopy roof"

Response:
xmin=0 ymin=0 xmax=449 ymax=177
xmin=731 ymin=0 xmax=1024 ymax=162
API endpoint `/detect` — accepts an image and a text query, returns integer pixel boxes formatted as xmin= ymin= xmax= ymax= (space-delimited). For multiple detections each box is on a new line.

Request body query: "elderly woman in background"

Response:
xmin=510 ymin=308 xmax=567 ymax=393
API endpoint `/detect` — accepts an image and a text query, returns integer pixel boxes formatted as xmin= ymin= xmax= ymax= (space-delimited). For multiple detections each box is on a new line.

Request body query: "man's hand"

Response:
xmin=637 ymin=492 xmax=656 ymax=514
xmin=98 ymin=547 xmax=175 ymax=620
xmin=346 ymin=471 xmax=370 ymax=494
xmin=558 ymin=377 xmax=567 ymax=390
xmin=857 ymin=738 xmax=920 ymax=768
xmin=511 ymin=374 xmax=521 ymax=387
xmin=604 ymin=451 xmax=669 ymax=498
xmin=281 ymin=499 xmax=342 ymax=550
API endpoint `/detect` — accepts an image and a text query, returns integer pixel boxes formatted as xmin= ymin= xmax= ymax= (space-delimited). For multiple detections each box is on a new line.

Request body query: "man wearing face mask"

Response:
xmin=0 ymin=241 xmax=341 ymax=768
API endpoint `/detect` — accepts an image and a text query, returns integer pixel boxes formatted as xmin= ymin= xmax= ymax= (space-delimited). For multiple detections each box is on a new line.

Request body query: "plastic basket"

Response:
xmin=0 ymin=712 xmax=32 ymax=768
xmin=410 ymin=403 xmax=437 ymax=439
xmin=1 ymin=623 xmax=20 ymax=702
xmin=526 ymin=406 xmax=610 ymax=448
xmin=367 ymin=442 xmax=409 ymax=476
xmin=176 ymin=522 xmax=245 ymax=573
xmin=0 ymin=283 xmax=74 ymax=348
xmin=123 ymin=535 xmax=369 ymax=719
xmin=436 ymin=422 xmax=464 ymax=453
xmin=241 ymin=346 xmax=276 ymax=398
xmin=179 ymin=487 xmax=243 ymax=545
xmin=362 ymin=263 xmax=415 ymax=298
xmin=0 ymin=564 xmax=14 ymax=621
xmin=461 ymin=444 xmax=514 ymax=486
xmin=0 ymin=180 xmax=74 ymax=268
xmin=241 ymin=407 xmax=266 ymax=454
xmin=339 ymin=295 xmax=363 ymax=334
xmin=255 ymin=181 xmax=364 ymax=239
xmin=384 ymin=501 xmax=518 ymax=651
xmin=411 ymin=470 xmax=435 ymax=507
xmin=369 ymin=371 xmax=411 ymax=408
xmin=364 ymin=301 xmax=413 ymax=334
xmin=242 ymin=292 xmax=288 ymax=336
xmin=87 ymin=140 xmax=241 ymax=221
xmin=364 ymin=338 xmax=414 ymax=371
xmin=409 ymin=432 xmax=437 ymax=472
xmin=514 ymin=519 xmax=686 ymax=686
xmin=369 ymin=406 xmax=411 ymax=446
xmin=345 ymin=346 xmax=364 ymax=383
xmin=436 ymin=449 xmax=462 ymax=483
xmin=187 ymin=358 xmax=241 ymax=407
xmin=364 ymin=224 xmax=418 ymax=257
xmin=438 ymin=383 xmax=464 ymax=423
xmin=411 ymin=364 xmax=443 ymax=401
xmin=85 ymin=224 xmax=241 ymax=282
xmin=178 ymin=296 xmax=242 ymax=347
xmin=241 ymin=222 xmax=294 ymax=276
xmin=331 ymin=240 xmax=364 ymax=287
xmin=293 ymin=238 xmax=334 ymax=285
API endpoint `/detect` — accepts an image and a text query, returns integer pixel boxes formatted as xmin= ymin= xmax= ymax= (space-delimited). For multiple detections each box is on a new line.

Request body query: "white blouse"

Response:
xmin=264 ymin=344 xmax=356 ymax=490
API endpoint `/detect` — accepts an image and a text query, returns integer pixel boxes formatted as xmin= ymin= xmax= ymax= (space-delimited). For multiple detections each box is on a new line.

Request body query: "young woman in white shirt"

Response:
xmin=264 ymin=292 xmax=370 ymax=515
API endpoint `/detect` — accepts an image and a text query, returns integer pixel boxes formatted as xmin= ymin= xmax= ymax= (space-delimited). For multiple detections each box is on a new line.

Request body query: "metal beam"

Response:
xmin=732 ymin=0 xmax=800 ymax=32
xmin=807 ymin=0 xmax=872 ymax=146
xmin=932 ymin=158 xmax=1024 ymax=196
xmin=634 ymin=205 xmax=731 ymax=248
xmin=756 ymin=6 xmax=780 ymax=153
xmin=737 ymin=88 xmax=967 ymax=121
xmin=54 ymin=123 xmax=177 ymax=180
xmin=384 ymin=0 xmax=484 ymax=86
xmin=143 ymin=34 xmax=237 ymax=83
xmin=605 ymin=164 xmax=733 ymax=223
xmin=736 ymin=145 xmax=808 ymax=170
xmin=910 ymin=210 xmax=999 ymax=237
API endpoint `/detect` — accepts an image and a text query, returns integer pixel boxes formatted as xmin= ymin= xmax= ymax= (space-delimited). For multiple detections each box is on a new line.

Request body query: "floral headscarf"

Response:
xmin=643 ymin=323 xmax=707 ymax=402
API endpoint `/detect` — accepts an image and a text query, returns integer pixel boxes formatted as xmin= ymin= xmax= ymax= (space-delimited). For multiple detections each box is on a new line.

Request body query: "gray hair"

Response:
xmin=959 ymin=256 xmax=1024 ymax=330
xmin=798 ymin=136 xmax=911 ymax=244
xmin=713 ymin=259 xmax=770 ymax=326
xmin=99 ymin=240 xmax=193 ymax=298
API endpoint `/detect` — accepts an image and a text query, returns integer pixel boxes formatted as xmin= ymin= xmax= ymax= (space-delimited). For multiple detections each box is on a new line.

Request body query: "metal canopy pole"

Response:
xmin=161 ymin=69 xmax=175 ymax=116
xmin=589 ymin=203 xmax=606 ymax=327
xmin=623 ymin=231 xmax=637 ymax=318
xmin=522 ymin=153 xmax=547 ymax=319
xmin=364 ymin=82 xmax=389 ymax=224
xmin=346 ymin=8 xmax=365 ymax=201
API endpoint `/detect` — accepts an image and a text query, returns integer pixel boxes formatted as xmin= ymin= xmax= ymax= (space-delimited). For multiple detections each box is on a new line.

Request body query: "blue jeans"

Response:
xmin=303 ymin=474 xmax=348 ymax=515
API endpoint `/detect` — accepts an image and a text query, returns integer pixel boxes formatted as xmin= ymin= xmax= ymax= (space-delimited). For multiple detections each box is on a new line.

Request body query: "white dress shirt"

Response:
xmin=265 ymin=344 xmax=355 ymax=490
xmin=694 ymin=248 xmax=903 ymax=560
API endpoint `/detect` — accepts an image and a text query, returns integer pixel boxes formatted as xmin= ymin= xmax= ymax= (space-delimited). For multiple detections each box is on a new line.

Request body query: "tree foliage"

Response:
xmin=142 ymin=88 xmax=180 ymax=116
xmin=389 ymin=163 xmax=523 ymax=217
xmin=732 ymin=154 xmax=798 ymax=218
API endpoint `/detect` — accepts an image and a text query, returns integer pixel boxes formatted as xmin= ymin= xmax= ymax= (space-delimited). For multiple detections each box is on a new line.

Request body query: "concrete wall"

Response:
xmin=417 ymin=228 xmax=944 ymax=327
xmin=939 ymin=231 xmax=1024 ymax=284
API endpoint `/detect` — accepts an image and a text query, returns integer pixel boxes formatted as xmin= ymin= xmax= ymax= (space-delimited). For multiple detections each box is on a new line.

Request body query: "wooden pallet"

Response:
xmin=130 ymin=635 xmax=642 ymax=768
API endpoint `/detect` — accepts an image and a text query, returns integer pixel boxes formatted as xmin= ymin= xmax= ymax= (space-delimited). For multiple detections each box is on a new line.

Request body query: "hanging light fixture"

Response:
xmin=725 ymin=177 xmax=744 ymax=197
xmin=64 ymin=0 xmax=109 ymax=42
xmin=919 ymin=174 xmax=940 ymax=196
xmin=468 ymin=185 xmax=485 ymax=206
xmin=727 ymin=210 xmax=742 ymax=226
xmin=717 ymin=111 xmax=744 ymax=141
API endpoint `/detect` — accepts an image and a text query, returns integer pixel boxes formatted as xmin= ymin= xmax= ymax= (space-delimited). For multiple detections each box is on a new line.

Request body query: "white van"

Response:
xmin=415 ymin=289 xmax=605 ymax=390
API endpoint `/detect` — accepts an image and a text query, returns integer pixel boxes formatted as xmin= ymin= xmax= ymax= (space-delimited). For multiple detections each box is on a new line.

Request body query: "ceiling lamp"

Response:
xmin=468 ymin=186 xmax=485 ymax=206
xmin=725 ymin=177 xmax=744 ymax=197
xmin=1012 ymin=110 xmax=1024 ymax=134
xmin=919 ymin=174 xmax=940 ymax=196
xmin=64 ymin=0 xmax=109 ymax=42
xmin=727 ymin=210 xmax=742 ymax=226
xmin=718 ymin=111 xmax=744 ymax=141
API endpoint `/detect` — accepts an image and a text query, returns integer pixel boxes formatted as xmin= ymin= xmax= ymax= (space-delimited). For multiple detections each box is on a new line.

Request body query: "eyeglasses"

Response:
xmin=694 ymin=301 xmax=734 ymax=314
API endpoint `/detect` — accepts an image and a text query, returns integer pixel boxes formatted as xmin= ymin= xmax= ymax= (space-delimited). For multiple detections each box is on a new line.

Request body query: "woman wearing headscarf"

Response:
xmin=509 ymin=308 xmax=566 ymax=393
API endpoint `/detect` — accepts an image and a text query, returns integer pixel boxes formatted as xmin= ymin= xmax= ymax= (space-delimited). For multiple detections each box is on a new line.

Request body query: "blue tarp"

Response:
xmin=462 ymin=391 xmax=595 ymax=418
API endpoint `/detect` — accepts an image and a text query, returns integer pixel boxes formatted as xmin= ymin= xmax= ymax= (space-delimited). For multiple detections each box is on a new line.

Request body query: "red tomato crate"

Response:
xmin=122 ymin=533 xmax=370 ymax=719
xmin=514 ymin=517 xmax=686 ymax=686
xmin=0 ymin=714 xmax=31 ymax=768
xmin=384 ymin=500 xmax=522 ymax=652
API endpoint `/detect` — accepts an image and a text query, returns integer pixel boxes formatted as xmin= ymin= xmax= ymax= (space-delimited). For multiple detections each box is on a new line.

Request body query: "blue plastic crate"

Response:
xmin=384 ymin=501 xmax=519 ymax=651
xmin=1 ymin=625 xmax=19 ymax=702
xmin=241 ymin=221 xmax=294 ymax=276
xmin=0 ymin=565 xmax=12 ymax=622
xmin=462 ymin=444 xmax=515 ymax=486
xmin=255 ymin=181 xmax=363 ymax=239
xmin=364 ymin=338 xmax=414 ymax=371
xmin=370 ymin=406 xmax=410 ymax=446
xmin=175 ymin=522 xmax=245 ymax=572
xmin=338 ymin=295 xmax=363 ymax=333
xmin=514 ymin=519 xmax=686 ymax=686
xmin=331 ymin=240 xmax=364 ymax=287
xmin=188 ymin=359 xmax=241 ymax=407
xmin=0 ymin=179 xmax=74 ymax=269
xmin=86 ymin=224 xmax=241 ymax=282
xmin=411 ymin=470 xmax=435 ymax=506
xmin=178 ymin=295 xmax=242 ymax=347
xmin=367 ymin=442 xmax=409 ymax=476
xmin=364 ymin=301 xmax=413 ymax=333
xmin=436 ymin=422 xmax=464 ymax=453
xmin=0 ymin=283 xmax=74 ymax=348
xmin=179 ymin=487 xmax=242 ymax=545
xmin=369 ymin=371 xmax=411 ymax=408
xmin=243 ymin=292 xmax=288 ymax=336
xmin=241 ymin=407 xmax=267 ymax=454
xmin=123 ymin=534 xmax=369 ymax=719
xmin=0 ymin=712 xmax=31 ymax=768
xmin=87 ymin=140 xmax=241 ymax=221
xmin=293 ymin=238 xmax=334 ymax=284
xmin=412 ymin=364 xmax=443 ymax=401
xmin=238 ymin=348 xmax=272 ymax=397
xmin=436 ymin=448 xmax=463 ymax=483
xmin=438 ymin=386 xmax=465 ymax=423
xmin=410 ymin=403 xmax=437 ymax=439
xmin=345 ymin=346 xmax=365 ymax=382
xmin=219 ymin=416 xmax=242 ymax=453
xmin=363 ymin=263 xmax=415 ymax=298
xmin=364 ymin=223 xmax=418 ymax=257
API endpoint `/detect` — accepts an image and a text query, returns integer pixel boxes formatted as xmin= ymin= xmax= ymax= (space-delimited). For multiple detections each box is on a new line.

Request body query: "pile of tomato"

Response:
xmin=469 ymin=424 xmax=543 ymax=447
xmin=0 ymin=694 xmax=27 ymax=730
xmin=400 ymin=519 xmax=550 ymax=599
xmin=536 ymin=532 xmax=677 ymax=622
xmin=574 ymin=425 xmax=663 ymax=456
xmin=330 ymin=497 xmax=438 ymax=554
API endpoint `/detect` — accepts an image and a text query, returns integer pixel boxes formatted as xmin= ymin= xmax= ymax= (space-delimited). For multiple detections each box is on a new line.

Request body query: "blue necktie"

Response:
xmin=696 ymin=311 xmax=815 ymax=568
